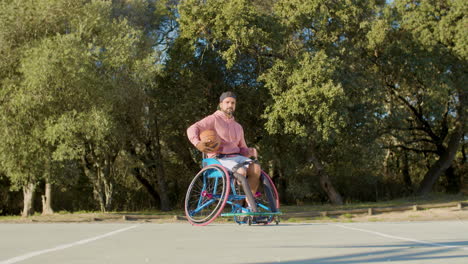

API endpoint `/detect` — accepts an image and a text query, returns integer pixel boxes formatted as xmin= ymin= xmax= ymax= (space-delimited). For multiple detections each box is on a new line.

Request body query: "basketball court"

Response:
xmin=1 ymin=221 xmax=468 ymax=264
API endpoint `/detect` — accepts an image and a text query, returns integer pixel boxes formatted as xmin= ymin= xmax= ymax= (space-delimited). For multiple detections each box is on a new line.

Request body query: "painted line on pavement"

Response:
xmin=0 ymin=225 xmax=139 ymax=264
xmin=334 ymin=224 xmax=468 ymax=251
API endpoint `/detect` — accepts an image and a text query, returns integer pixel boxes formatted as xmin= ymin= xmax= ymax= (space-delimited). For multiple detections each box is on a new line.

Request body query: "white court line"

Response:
xmin=334 ymin=224 xmax=468 ymax=251
xmin=0 ymin=225 xmax=138 ymax=264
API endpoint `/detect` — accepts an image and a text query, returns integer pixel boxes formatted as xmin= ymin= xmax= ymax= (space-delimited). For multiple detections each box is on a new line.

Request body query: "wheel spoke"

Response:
xmin=185 ymin=165 xmax=230 ymax=225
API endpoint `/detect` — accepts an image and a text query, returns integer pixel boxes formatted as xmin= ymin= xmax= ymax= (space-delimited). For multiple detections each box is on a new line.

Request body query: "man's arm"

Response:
xmin=187 ymin=115 xmax=216 ymax=153
xmin=239 ymin=127 xmax=257 ymax=158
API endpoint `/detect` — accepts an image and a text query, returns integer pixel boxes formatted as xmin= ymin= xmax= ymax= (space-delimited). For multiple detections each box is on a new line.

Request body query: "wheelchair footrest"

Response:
xmin=220 ymin=212 xmax=282 ymax=217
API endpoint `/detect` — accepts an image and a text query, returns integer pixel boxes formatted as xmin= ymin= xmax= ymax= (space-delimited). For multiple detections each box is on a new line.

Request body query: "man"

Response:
xmin=187 ymin=91 xmax=261 ymax=208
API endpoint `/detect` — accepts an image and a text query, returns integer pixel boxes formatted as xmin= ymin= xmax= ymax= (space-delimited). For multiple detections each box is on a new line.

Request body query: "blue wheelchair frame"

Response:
xmin=185 ymin=158 xmax=281 ymax=226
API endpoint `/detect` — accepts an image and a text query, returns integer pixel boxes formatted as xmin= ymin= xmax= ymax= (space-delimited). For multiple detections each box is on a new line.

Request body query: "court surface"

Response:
xmin=1 ymin=221 xmax=467 ymax=264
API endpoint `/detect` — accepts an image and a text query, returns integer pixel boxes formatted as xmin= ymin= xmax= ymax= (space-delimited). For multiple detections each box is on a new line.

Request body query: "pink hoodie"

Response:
xmin=187 ymin=110 xmax=249 ymax=158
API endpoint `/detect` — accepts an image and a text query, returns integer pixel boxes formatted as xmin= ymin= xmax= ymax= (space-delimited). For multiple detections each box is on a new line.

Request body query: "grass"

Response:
xmin=281 ymin=193 xmax=468 ymax=213
xmin=312 ymin=216 xmax=333 ymax=221
xmin=342 ymin=213 xmax=354 ymax=219
xmin=0 ymin=215 xmax=21 ymax=221
xmin=1 ymin=193 xmax=466 ymax=223
xmin=408 ymin=214 xmax=421 ymax=219
xmin=111 ymin=209 xmax=186 ymax=216
xmin=284 ymin=217 xmax=301 ymax=223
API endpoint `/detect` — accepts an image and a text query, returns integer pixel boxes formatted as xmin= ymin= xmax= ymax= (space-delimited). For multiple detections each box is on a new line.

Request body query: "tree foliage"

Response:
xmin=0 ymin=0 xmax=466 ymax=215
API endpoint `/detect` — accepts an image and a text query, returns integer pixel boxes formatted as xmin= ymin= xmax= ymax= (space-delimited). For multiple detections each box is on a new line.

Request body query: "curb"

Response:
xmin=282 ymin=202 xmax=467 ymax=219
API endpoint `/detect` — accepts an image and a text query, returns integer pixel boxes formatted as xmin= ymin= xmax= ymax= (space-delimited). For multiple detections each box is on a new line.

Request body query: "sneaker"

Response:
xmin=238 ymin=216 xmax=252 ymax=224
xmin=253 ymin=216 xmax=269 ymax=224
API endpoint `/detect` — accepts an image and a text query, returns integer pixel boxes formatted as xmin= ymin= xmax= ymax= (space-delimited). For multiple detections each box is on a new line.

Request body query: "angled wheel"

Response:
xmin=255 ymin=171 xmax=280 ymax=224
xmin=185 ymin=164 xmax=230 ymax=226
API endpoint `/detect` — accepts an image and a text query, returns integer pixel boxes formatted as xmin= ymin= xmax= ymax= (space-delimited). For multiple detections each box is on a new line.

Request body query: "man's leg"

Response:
xmin=232 ymin=167 xmax=258 ymax=211
xmin=247 ymin=163 xmax=271 ymax=223
xmin=247 ymin=163 xmax=261 ymax=195
xmin=218 ymin=156 xmax=259 ymax=211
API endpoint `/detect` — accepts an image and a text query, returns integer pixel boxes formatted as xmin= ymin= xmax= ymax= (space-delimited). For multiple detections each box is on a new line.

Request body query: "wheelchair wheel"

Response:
xmin=185 ymin=164 xmax=230 ymax=226
xmin=262 ymin=171 xmax=280 ymax=209
xmin=255 ymin=171 xmax=280 ymax=224
xmin=231 ymin=171 xmax=280 ymax=225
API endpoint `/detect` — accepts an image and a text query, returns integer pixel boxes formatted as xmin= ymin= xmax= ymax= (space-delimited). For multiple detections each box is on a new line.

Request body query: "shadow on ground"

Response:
xmin=251 ymin=241 xmax=468 ymax=264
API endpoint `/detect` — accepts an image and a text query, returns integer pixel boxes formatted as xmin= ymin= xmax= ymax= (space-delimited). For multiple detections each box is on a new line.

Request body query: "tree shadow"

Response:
xmin=272 ymin=241 xmax=468 ymax=249
xmin=251 ymin=241 xmax=468 ymax=264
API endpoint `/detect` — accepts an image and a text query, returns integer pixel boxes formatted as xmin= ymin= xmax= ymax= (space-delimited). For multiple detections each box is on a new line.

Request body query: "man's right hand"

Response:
xmin=196 ymin=140 xmax=215 ymax=153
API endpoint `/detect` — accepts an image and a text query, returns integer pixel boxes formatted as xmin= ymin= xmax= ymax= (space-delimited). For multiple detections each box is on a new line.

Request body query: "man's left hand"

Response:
xmin=248 ymin=147 xmax=258 ymax=159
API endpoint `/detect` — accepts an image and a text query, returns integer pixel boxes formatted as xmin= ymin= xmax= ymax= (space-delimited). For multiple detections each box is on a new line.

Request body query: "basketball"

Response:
xmin=200 ymin=130 xmax=221 ymax=153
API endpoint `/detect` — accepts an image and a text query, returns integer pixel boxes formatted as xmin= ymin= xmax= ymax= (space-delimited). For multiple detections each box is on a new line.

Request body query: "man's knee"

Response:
xmin=236 ymin=167 xmax=247 ymax=177
xmin=247 ymin=164 xmax=261 ymax=178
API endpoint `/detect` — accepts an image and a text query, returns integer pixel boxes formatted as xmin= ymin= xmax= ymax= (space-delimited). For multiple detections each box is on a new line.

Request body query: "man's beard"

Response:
xmin=222 ymin=108 xmax=234 ymax=116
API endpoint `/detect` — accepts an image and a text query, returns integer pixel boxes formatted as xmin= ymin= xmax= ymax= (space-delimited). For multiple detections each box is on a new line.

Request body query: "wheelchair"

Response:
xmin=184 ymin=157 xmax=281 ymax=226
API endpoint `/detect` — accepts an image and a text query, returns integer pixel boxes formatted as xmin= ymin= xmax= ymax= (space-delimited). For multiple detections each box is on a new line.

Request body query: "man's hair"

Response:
xmin=219 ymin=91 xmax=237 ymax=102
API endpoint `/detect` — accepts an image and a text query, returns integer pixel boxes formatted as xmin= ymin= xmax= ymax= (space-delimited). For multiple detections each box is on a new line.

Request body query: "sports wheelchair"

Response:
xmin=184 ymin=157 xmax=281 ymax=226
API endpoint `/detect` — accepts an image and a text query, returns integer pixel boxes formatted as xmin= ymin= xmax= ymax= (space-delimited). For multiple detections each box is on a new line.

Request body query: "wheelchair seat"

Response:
xmin=202 ymin=158 xmax=223 ymax=168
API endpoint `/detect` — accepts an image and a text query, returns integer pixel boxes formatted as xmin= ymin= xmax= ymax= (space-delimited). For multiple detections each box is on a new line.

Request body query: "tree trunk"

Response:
xmin=152 ymin=117 xmax=171 ymax=211
xmin=462 ymin=140 xmax=466 ymax=164
xmin=95 ymin=165 xmax=114 ymax=212
xmin=95 ymin=167 xmax=106 ymax=212
xmin=153 ymin=160 xmax=171 ymax=211
xmin=81 ymin=156 xmax=106 ymax=212
xmin=128 ymin=145 xmax=162 ymax=207
xmin=128 ymin=106 xmax=171 ymax=211
xmin=417 ymin=124 xmax=464 ymax=195
xmin=102 ymin=176 xmax=113 ymax=212
xmin=102 ymin=158 xmax=114 ymax=212
xmin=383 ymin=149 xmax=391 ymax=178
xmin=402 ymin=151 xmax=412 ymax=190
xmin=22 ymin=182 xmax=36 ymax=217
xmin=133 ymin=167 xmax=161 ymax=205
xmin=270 ymin=158 xmax=288 ymax=205
xmin=41 ymin=181 xmax=54 ymax=215
xmin=444 ymin=166 xmax=460 ymax=193
xmin=308 ymin=146 xmax=343 ymax=205
xmin=81 ymin=152 xmax=115 ymax=212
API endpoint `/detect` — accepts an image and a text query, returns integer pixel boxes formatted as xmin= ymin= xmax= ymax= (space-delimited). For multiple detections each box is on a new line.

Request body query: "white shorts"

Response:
xmin=217 ymin=155 xmax=252 ymax=172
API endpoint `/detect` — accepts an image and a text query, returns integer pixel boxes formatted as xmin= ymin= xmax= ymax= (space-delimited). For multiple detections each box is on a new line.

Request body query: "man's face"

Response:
xmin=219 ymin=97 xmax=236 ymax=116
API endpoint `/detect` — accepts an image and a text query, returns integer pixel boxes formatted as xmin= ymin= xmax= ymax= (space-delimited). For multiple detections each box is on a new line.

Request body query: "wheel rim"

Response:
xmin=185 ymin=165 xmax=230 ymax=225
xmin=257 ymin=171 xmax=280 ymax=224
xmin=262 ymin=171 xmax=280 ymax=209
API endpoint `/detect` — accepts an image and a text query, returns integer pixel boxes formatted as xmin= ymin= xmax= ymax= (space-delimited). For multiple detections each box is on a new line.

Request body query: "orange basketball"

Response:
xmin=200 ymin=130 xmax=221 ymax=153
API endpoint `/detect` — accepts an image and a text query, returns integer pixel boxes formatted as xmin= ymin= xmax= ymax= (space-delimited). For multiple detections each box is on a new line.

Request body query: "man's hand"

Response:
xmin=248 ymin=147 xmax=258 ymax=159
xmin=196 ymin=140 xmax=216 ymax=153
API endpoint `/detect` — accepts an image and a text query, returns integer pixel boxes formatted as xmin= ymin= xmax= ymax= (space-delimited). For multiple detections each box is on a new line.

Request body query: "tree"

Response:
xmin=0 ymin=0 xmax=164 ymax=213
xmin=0 ymin=0 xmax=89 ymax=216
xmin=1 ymin=0 xmax=465 ymax=212
xmin=176 ymin=0 xmax=392 ymax=205
xmin=261 ymin=51 xmax=345 ymax=204
xmin=367 ymin=0 xmax=467 ymax=194
xmin=258 ymin=0 xmax=394 ymax=204
xmin=111 ymin=0 xmax=178 ymax=211
xmin=40 ymin=1 xmax=158 ymax=212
